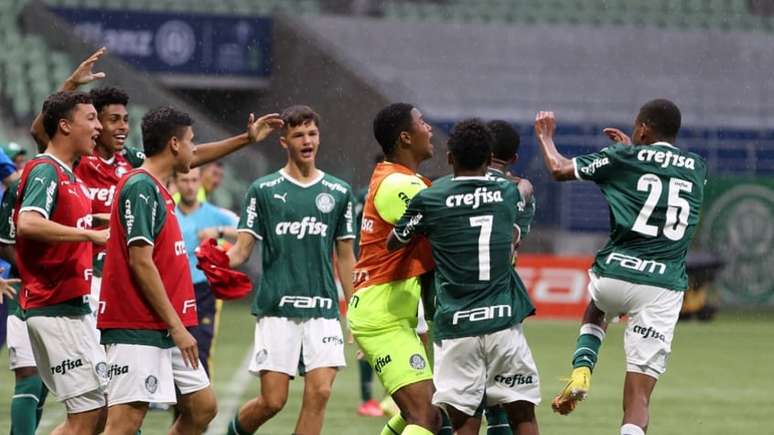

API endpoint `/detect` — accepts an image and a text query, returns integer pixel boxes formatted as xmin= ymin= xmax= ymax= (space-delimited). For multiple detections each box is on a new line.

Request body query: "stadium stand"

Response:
xmin=27 ymin=0 xmax=774 ymax=33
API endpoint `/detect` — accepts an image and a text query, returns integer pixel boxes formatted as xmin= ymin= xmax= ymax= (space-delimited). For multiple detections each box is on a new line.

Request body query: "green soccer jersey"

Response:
xmin=238 ymin=170 xmax=355 ymax=320
xmin=393 ymin=175 xmax=535 ymax=340
xmin=0 ymin=179 xmax=21 ymax=317
xmin=117 ymin=173 xmax=167 ymax=244
xmin=487 ymin=168 xmax=536 ymax=241
xmin=573 ymin=142 xmax=707 ymax=291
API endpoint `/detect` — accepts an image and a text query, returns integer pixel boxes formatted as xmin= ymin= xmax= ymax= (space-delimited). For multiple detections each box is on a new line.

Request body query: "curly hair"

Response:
xmin=637 ymin=98 xmax=681 ymax=140
xmin=141 ymin=106 xmax=194 ymax=157
xmin=41 ymin=91 xmax=93 ymax=139
xmin=89 ymin=87 xmax=129 ymax=113
xmin=448 ymin=118 xmax=494 ymax=171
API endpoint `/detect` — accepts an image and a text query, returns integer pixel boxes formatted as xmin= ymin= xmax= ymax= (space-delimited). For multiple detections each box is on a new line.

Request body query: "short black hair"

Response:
xmin=373 ymin=103 xmax=414 ymax=156
xmin=141 ymin=106 xmax=194 ymax=157
xmin=448 ymin=118 xmax=494 ymax=171
xmin=487 ymin=120 xmax=520 ymax=161
xmin=89 ymin=87 xmax=129 ymax=113
xmin=281 ymin=105 xmax=320 ymax=133
xmin=41 ymin=91 xmax=93 ymax=139
xmin=637 ymin=99 xmax=681 ymax=140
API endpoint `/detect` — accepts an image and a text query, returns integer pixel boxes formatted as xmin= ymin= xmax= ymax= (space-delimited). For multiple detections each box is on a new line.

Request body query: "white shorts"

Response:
xmin=249 ymin=317 xmax=346 ymax=377
xmin=105 ymin=343 xmax=210 ymax=407
xmin=7 ymin=315 xmax=36 ymax=369
xmin=432 ymin=324 xmax=541 ymax=416
xmin=588 ymin=272 xmax=684 ymax=379
xmin=26 ymin=315 xmax=108 ymax=412
xmin=88 ymin=276 xmax=102 ymax=341
xmin=416 ymin=299 xmax=429 ymax=335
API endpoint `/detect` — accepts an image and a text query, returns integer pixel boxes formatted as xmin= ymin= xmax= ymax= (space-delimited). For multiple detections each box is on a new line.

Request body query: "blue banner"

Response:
xmin=52 ymin=8 xmax=272 ymax=78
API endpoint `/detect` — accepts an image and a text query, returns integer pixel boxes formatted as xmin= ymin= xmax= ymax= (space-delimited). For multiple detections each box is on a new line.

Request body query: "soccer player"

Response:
xmin=225 ymin=105 xmax=356 ymax=435
xmin=174 ymin=167 xmax=238 ymax=373
xmin=31 ymin=47 xmax=278 ymax=321
xmin=478 ymin=120 xmax=536 ymax=435
xmin=347 ymin=103 xmax=440 ymax=435
xmin=535 ymin=100 xmax=706 ymax=435
xmin=97 ymin=106 xmax=282 ymax=434
xmin=15 ymin=90 xmax=110 ymax=434
xmin=387 ymin=119 xmax=540 ymax=434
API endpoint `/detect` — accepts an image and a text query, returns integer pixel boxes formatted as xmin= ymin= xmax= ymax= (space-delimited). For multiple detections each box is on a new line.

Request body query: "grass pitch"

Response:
xmin=1 ymin=302 xmax=771 ymax=434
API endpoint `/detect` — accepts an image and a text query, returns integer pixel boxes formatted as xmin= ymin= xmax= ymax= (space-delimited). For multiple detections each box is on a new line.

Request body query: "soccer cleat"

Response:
xmin=552 ymin=366 xmax=591 ymax=415
xmin=357 ymin=399 xmax=384 ymax=417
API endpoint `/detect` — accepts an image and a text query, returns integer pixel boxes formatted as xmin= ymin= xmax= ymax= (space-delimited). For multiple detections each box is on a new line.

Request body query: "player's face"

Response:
xmin=173 ymin=126 xmax=195 ymax=173
xmin=67 ymin=103 xmax=103 ymax=156
xmin=405 ymin=108 xmax=433 ymax=160
xmin=97 ymin=104 xmax=129 ymax=154
xmin=281 ymin=121 xmax=320 ymax=165
xmin=175 ymin=167 xmax=201 ymax=206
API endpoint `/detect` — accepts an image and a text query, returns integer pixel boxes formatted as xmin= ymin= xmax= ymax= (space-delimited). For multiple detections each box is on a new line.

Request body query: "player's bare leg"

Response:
xmin=391 ymin=380 xmax=441 ymax=433
xmin=235 ymin=371 xmax=290 ymax=432
xmin=444 ymin=405 xmax=481 ymax=435
xmin=294 ymin=367 xmax=337 ymax=435
xmin=621 ymin=372 xmax=657 ymax=434
xmin=553 ymin=301 xmax=607 ymax=415
xmin=103 ymin=403 xmax=147 ymax=435
xmin=503 ymin=400 xmax=539 ymax=435
xmin=171 ymin=385 xmax=217 ymax=435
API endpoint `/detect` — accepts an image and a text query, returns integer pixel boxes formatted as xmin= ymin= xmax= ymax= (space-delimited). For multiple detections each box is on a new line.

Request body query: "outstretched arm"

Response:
xmin=534 ymin=111 xmax=576 ymax=181
xmin=30 ymin=47 xmax=107 ymax=149
xmin=17 ymin=211 xmax=108 ymax=245
xmin=190 ymin=113 xmax=284 ymax=168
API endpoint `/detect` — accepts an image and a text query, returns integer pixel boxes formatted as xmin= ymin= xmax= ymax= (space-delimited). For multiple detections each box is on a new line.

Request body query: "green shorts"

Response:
xmin=348 ymin=278 xmax=433 ymax=394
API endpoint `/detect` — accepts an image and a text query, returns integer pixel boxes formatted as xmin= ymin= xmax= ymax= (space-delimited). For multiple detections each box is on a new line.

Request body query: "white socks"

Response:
xmin=621 ymin=423 xmax=645 ymax=435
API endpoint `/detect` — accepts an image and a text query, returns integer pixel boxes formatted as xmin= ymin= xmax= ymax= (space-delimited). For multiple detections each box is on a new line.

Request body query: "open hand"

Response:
xmin=65 ymin=47 xmax=107 ymax=89
xmin=247 ymin=113 xmax=284 ymax=143
xmin=170 ymin=326 xmax=199 ymax=369
xmin=0 ymin=277 xmax=20 ymax=303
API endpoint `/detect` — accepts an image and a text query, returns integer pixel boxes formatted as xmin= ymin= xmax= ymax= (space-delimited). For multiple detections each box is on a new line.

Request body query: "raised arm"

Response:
xmin=30 ymin=47 xmax=107 ymax=149
xmin=534 ymin=111 xmax=576 ymax=181
xmin=128 ymin=243 xmax=198 ymax=368
xmin=190 ymin=113 xmax=284 ymax=168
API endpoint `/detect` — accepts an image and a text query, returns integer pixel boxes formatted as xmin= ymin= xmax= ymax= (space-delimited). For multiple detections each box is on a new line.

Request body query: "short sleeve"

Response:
xmin=374 ymin=173 xmax=427 ymax=224
xmin=20 ymin=163 xmax=58 ymax=219
xmin=119 ymin=177 xmax=164 ymax=246
xmin=392 ymin=192 xmax=428 ymax=244
xmin=572 ymin=145 xmax=622 ymax=183
xmin=0 ymin=181 xmax=18 ymax=244
xmin=237 ymin=184 xmax=263 ymax=240
xmin=336 ymin=189 xmax=356 ymax=240
xmin=122 ymin=146 xmax=146 ymax=168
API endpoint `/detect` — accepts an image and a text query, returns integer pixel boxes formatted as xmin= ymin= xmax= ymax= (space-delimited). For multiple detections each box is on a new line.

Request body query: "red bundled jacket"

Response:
xmin=195 ymin=238 xmax=252 ymax=300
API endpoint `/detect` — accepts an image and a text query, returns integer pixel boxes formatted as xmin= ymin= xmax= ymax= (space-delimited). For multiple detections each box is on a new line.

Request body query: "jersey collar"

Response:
xmin=651 ymin=141 xmax=676 ymax=149
xmin=487 ymin=167 xmax=505 ymax=175
xmin=279 ymin=168 xmax=325 ymax=188
xmin=452 ymin=175 xmax=490 ymax=181
xmin=39 ymin=152 xmax=75 ymax=176
xmin=98 ymin=154 xmax=116 ymax=165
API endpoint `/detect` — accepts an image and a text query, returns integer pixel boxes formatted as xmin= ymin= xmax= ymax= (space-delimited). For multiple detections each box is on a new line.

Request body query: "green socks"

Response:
xmin=572 ymin=323 xmax=606 ymax=370
xmin=11 ymin=374 xmax=47 ymax=435
xmin=381 ymin=414 xmax=406 ymax=435
xmin=485 ymin=405 xmax=512 ymax=434
xmin=226 ymin=413 xmax=252 ymax=435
